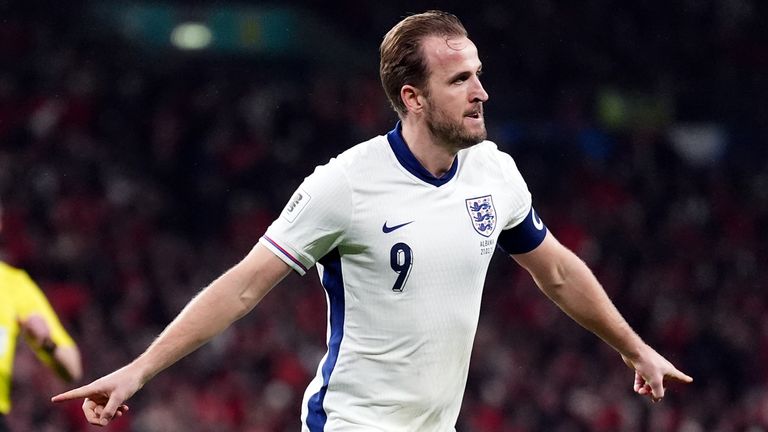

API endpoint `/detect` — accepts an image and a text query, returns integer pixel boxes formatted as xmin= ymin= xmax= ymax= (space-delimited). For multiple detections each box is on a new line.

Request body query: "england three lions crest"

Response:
xmin=465 ymin=195 xmax=497 ymax=237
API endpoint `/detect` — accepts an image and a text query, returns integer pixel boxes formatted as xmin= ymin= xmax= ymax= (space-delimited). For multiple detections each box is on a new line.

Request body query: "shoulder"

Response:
xmin=0 ymin=261 xmax=29 ymax=281
xmin=332 ymin=134 xmax=389 ymax=171
xmin=303 ymin=134 xmax=390 ymax=188
xmin=461 ymin=140 xmax=523 ymax=179
xmin=279 ymin=136 xmax=388 ymax=220
xmin=0 ymin=261 xmax=37 ymax=293
xmin=462 ymin=140 xmax=511 ymax=161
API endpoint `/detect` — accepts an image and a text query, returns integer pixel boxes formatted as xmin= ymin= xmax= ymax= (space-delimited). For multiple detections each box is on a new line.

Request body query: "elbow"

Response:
xmin=539 ymin=279 xmax=567 ymax=302
xmin=236 ymin=283 xmax=267 ymax=318
xmin=536 ymin=261 xmax=569 ymax=300
xmin=234 ymin=264 xmax=283 ymax=317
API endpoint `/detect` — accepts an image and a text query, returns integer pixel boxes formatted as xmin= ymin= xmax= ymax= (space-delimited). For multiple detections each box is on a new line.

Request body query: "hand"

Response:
xmin=19 ymin=314 xmax=51 ymax=345
xmin=622 ymin=345 xmax=693 ymax=403
xmin=51 ymin=365 xmax=142 ymax=426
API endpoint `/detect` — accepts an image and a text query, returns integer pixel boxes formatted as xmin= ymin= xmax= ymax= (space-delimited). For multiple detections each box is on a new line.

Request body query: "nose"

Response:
xmin=470 ymin=76 xmax=489 ymax=103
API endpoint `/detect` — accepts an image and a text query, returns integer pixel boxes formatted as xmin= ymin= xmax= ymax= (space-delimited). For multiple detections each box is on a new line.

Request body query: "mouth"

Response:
xmin=465 ymin=108 xmax=483 ymax=120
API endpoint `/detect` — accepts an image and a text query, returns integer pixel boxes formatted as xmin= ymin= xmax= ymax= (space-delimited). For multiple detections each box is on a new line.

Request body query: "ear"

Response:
xmin=400 ymin=84 xmax=426 ymax=115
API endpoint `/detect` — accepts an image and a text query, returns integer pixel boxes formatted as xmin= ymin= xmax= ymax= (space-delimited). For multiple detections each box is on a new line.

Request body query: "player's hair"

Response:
xmin=379 ymin=10 xmax=468 ymax=118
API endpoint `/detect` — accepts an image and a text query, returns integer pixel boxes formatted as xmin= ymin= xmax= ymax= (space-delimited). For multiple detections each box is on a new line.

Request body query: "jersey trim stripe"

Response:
xmin=387 ymin=122 xmax=458 ymax=187
xmin=261 ymin=235 xmax=309 ymax=272
xmin=306 ymin=248 xmax=345 ymax=431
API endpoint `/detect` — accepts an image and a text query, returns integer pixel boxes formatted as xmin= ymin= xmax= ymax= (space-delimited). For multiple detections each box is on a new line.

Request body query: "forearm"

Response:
xmin=533 ymin=250 xmax=646 ymax=358
xmin=20 ymin=314 xmax=83 ymax=382
xmin=131 ymin=246 xmax=287 ymax=385
xmin=50 ymin=245 xmax=291 ymax=425
xmin=51 ymin=345 xmax=83 ymax=382
xmin=513 ymin=234 xmax=693 ymax=401
xmin=31 ymin=336 xmax=83 ymax=382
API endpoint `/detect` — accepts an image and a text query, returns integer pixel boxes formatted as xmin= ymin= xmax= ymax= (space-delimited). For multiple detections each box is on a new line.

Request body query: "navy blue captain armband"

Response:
xmin=497 ymin=206 xmax=548 ymax=254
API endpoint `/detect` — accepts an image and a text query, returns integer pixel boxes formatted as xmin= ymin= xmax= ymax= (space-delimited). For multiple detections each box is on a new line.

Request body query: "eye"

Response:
xmin=452 ymin=73 xmax=471 ymax=85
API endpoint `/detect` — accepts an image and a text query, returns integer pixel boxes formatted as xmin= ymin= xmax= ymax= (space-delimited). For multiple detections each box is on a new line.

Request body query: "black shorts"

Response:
xmin=0 ymin=415 xmax=8 ymax=432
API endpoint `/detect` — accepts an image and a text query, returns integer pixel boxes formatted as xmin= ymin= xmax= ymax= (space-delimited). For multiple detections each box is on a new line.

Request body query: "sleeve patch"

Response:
xmin=497 ymin=207 xmax=547 ymax=255
xmin=281 ymin=188 xmax=311 ymax=223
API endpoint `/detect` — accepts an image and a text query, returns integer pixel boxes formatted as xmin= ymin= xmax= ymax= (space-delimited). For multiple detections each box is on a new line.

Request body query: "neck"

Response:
xmin=400 ymin=118 xmax=457 ymax=178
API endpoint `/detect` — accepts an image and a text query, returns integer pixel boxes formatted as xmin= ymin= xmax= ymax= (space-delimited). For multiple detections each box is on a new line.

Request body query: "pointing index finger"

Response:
xmin=51 ymin=384 xmax=97 ymax=403
xmin=670 ymin=369 xmax=694 ymax=383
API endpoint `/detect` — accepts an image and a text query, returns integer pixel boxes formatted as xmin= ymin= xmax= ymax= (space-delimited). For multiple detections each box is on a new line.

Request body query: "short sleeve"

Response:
xmin=494 ymin=148 xmax=533 ymax=230
xmin=15 ymin=271 xmax=76 ymax=349
xmin=260 ymin=160 xmax=352 ymax=275
xmin=491 ymin=147 xmax=547 ymax=254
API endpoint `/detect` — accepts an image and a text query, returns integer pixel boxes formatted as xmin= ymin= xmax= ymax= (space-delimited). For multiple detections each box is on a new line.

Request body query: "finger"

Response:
xmin=83 ymin=399 xmax=97 ymax=410
xmin=52 ymin=384 xmax=98 ymax=402
xmin=633 ymin=373 xmax=643 ymax=392
xmin=98 ymin=395 xmax=124 ymax=426
xmin=648 ymin=378 xmax=665 ymax=400
xmin=116 ymin=405 xmax=130 ymax=415
xmin=113 ymin=404 xmax=130 ymax=417
xmin=85 ymin=410 xmax=102 ymax=426
xmin=667 ymin=369 xmax=694 ymax=383
xmin=82 ymin=400 xmax=102 ymax=425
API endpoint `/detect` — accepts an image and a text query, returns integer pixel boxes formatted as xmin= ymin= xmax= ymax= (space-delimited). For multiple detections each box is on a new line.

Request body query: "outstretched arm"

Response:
xmin=512 ymin=232 xmax=692 ymax=402
xmin=51 ymin=243 xmax=292 ymax=426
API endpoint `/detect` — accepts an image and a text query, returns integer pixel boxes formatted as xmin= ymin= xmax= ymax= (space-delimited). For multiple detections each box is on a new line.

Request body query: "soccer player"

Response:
xmin=52 ymin=10 xmax=692 ymax=431
xmin=0 ymin=203 xmax=82 ymax=432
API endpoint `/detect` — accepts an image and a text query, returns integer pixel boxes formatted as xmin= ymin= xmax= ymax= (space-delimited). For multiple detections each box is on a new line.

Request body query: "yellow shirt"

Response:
xmin=0 ymin=261 xmax=76 ymax=414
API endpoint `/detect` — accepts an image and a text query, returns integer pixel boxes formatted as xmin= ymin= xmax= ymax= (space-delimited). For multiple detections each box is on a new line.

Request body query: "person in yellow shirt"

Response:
xmin=0 ymin=204 xmax=82 ymax=432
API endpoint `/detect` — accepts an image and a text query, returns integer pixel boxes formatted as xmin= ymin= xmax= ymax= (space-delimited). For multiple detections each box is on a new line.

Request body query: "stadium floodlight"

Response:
xmin=170 ymin=22 xmax=212 ymax=50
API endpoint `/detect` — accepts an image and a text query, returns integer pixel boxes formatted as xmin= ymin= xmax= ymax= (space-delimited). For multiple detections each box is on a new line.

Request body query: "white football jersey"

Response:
xmin=260 ymin=123 xmax=547 ymax=431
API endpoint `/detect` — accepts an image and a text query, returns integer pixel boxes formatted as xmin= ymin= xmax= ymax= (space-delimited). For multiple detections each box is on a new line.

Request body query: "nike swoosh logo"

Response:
xmin=382 ymin=221 xmax=414 ymax=233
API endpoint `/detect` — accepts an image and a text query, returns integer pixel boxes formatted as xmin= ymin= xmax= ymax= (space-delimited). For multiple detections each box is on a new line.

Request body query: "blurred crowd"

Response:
xmin=1 ymin=1 xmax=767 ymax=431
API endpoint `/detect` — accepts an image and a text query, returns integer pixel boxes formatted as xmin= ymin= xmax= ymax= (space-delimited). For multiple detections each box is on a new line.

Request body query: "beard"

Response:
xmin=424 ymin=101 xmax=487 ymax=150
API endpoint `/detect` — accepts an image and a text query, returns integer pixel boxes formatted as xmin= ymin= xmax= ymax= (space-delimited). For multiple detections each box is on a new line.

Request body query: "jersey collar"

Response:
xmin=386 ymin=122 xmax=458 ymax=187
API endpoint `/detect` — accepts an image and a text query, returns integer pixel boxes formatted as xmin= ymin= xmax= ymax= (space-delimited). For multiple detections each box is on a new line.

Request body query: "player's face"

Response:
xmin=421 ymin=36 xmax=489 ymax=150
